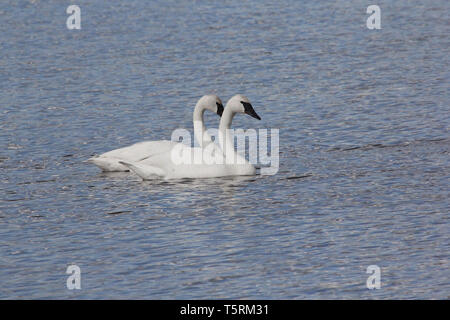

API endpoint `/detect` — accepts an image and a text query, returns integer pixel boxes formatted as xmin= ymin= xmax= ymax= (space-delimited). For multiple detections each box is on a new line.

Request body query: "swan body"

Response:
xmin=120 ymin=146 xmax=255 ymax=179
xmin=88 ymin=95 xmax=223 ymax=171
xmin=121 ymin=94 xmax=261 ymax=179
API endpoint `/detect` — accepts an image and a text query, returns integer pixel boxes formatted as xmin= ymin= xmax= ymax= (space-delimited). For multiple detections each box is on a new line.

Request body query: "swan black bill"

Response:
xmin=216 ymin=102 xmax=224 ymax=117
xmin=241 ymin=101 xmax=261 ymax=120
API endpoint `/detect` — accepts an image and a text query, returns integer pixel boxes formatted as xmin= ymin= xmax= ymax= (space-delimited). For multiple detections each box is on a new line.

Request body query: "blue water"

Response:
xmin=0 ymin=0 xmax=449 ymax=299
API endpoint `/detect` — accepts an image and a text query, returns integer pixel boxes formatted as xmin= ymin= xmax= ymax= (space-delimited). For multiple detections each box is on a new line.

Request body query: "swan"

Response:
xmin=119 ymin=94 xmax=261 ymax=179
xmin=88 ymin=95 xmax=224 ymax=171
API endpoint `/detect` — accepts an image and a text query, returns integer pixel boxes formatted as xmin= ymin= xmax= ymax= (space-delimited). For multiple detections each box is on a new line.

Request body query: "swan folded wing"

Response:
xmin=89 ymin=140 xmax=178 ymax=171
xmin=99 ymin=140 xmax=175 ymax=160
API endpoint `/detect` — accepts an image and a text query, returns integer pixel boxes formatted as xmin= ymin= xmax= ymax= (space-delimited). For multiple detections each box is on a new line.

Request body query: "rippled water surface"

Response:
xmin=1 ymin=0 xmax=449 ymax=299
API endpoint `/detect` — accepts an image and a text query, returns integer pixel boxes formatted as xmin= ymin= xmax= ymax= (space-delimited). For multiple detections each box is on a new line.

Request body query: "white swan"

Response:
xmin=120 ymin=94 xmax=261 ymax=179
xmin=88 ymin=95 xmax=224 ymax=171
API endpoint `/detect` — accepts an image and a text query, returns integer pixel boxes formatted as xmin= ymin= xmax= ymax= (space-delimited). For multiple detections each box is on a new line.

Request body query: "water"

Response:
xmin=0 ymin=0 xmax=449 ymax=299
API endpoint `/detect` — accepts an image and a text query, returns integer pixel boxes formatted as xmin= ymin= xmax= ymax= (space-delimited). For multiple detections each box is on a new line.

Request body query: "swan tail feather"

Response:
xmin=118 ymin=161 xmax=165 ymax=180
xmin=88 ymin=157 xmax=129 ymax=172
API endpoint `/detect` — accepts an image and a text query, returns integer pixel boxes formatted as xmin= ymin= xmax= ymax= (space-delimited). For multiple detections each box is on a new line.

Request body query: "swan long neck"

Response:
xmin=192 ymin=102 xmax=211 ymax=147
xmin=218 ymin=107 xmax=237 ymax=161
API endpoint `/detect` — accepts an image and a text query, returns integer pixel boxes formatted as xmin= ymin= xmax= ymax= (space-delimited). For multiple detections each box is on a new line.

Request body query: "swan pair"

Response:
xmin=88 ymin=94 xmax=261 ymax=179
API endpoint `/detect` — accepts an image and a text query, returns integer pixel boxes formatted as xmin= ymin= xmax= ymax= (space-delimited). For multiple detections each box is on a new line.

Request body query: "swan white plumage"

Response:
xmin=88 ymin=95 xmax=224 ymax=171
xmin=120 ymin=94 xmax=261 ymax=179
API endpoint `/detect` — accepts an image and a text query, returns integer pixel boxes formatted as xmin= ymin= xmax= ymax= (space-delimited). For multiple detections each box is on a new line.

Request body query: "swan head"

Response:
xmin=226 ymin=94 xmax=261 ymax=120
xmin=197 ymin=94 xmax=224 ymax=117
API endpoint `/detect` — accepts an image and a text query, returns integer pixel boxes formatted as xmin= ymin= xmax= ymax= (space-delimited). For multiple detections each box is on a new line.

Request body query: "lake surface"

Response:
xmin=0 ymin=0 xmax=449 ymax=299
